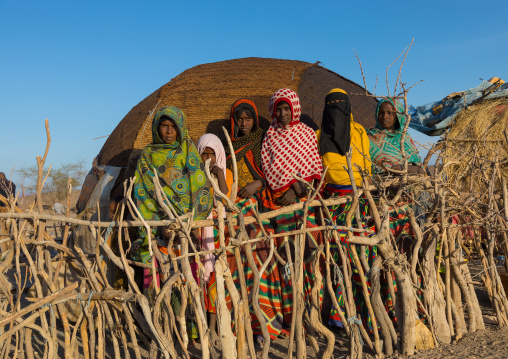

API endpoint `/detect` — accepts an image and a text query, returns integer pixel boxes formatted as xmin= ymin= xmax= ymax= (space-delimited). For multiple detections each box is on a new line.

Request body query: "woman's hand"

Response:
xmin=278 ymin=187 xmax=296 ymax=206
xmin=210 ymin=166 xmax=224 ymax=177
xmin=292 ymin=181 xmax=306 ymax=197
xmin=210 ymin=166 xmax=229 ymax=195
xmin=237 ymin=180 xmax=263 ymax=199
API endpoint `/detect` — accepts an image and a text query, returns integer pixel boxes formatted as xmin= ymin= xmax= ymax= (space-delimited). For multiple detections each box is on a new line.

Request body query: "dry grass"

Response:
xmin=443 ymin=97 xmax=508 ymax=193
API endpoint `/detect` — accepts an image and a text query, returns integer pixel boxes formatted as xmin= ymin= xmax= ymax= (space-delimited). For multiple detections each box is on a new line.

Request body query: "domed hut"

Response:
xmin=77 ymin=57 xmax=378 ymax=210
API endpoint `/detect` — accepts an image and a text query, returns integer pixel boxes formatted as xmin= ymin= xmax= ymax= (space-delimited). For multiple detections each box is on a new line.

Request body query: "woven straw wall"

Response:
xmin=298 ymin=66 xmax=377 ymax=129
xmin=443 ymin=98 xmax=508 ymax=193
xmin=132 ymin=58 xmax=310 ymax=150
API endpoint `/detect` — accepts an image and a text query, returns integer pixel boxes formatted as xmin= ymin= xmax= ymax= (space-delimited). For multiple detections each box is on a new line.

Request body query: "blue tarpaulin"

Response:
xmin=409 ymin=80 xmax=508 ymax=136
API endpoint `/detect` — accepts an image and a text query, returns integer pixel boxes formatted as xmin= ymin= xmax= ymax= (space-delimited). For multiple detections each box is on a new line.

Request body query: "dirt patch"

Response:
xmin=389 ymin=325 xmax=508 ymax=359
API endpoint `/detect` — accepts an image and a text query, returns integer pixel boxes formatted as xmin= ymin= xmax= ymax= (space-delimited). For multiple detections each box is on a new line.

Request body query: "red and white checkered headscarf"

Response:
xmin=268 ymin=88 xmax=302 ymax=125
xmin=262 ymin=89 xmax=323 ymax=193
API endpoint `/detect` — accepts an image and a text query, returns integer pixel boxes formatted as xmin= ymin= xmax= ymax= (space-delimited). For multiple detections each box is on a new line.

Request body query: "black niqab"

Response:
xmin=319 ymin=91 xmax=351 ymax=156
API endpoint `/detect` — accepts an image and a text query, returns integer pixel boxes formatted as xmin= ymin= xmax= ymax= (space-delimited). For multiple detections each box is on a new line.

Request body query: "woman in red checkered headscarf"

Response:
xmin=261 ymin=88 xmax=323 ymax=204
xmin=261 ymin=88 xmax=324 ymax=330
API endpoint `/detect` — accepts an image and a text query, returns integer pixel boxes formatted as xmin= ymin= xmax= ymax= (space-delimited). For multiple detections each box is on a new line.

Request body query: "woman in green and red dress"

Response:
xmin=223 ymin=99 xmax=284 ymax=347
xmin=261 ymin=88 xmax=324 ymax=333
xmin=367 ymin=98 xmax=425 ymax=321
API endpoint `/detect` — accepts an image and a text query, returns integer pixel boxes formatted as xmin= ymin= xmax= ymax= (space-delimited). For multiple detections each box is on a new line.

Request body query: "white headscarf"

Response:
xmin=196 ymin=133 xmax=227 ymax=282
xmin=197 ymin=134 xmax=227 ymax=174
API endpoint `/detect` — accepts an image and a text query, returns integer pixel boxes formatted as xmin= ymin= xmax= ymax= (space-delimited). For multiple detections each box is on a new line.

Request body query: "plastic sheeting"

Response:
xmin=71 ymin=164 xmax=121 ymax=259
xmin=409 ymin=81 xmax=508 ymax=136
xmin=76 ymin=165 xmax=121 ymax=214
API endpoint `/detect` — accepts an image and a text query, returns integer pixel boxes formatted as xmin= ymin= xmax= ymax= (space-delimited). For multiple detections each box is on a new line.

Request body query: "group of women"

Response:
xmin=131 ymin=87 xmax=423 ymax=347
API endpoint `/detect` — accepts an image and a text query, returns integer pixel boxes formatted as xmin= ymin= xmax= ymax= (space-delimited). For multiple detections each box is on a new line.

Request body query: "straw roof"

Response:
xmin=443 ymin=97 xmax=508 ymax=194
xmin=96 ymin=57 xmax=378 ymax=196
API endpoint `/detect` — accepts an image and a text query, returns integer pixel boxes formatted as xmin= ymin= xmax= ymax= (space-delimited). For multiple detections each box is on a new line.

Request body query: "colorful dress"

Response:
xmin=317 ymin=89 xmax=377 ymax=331
xmin=316 ymin=89 xmax=371 ymax=188
xmin=196 ymin=133 xmax=231 ymax=285
xmin=367 ymin=98 xmax=425 ymax=322
xmin=367 ymin=98 xmax=422 ymax=255
xmin=261 ymin=89 xmax=324 ymax=328
xmin=226 ymin=98 xmax=276 ymax=212
xmin=222 ymin=99 xmax=284 ymax=339
xmin=271 ymin=198 xmax=324 ymax=327
xmin=196 ymin=133 xmax=241 ymax=318
xmin=132 ymin=106 xmax=213 ymax=285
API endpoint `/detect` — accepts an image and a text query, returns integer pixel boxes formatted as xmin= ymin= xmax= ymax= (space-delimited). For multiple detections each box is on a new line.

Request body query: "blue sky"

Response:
xmin=1 ymin=0 xmax=507 ymax=185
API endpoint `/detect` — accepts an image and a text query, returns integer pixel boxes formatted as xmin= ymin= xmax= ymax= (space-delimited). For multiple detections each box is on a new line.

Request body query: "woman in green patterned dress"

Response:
xmin=131 ymin=106 xmax=213 ymax=292
xmin=367 ymin=98 xmax=426 ymax=321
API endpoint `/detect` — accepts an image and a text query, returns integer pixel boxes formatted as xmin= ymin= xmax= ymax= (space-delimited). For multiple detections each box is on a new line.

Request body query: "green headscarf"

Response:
xmin=132 ymin=106 xmax=212 ymax=263
xmin=367 ymin=99 xmax=422 ymax=173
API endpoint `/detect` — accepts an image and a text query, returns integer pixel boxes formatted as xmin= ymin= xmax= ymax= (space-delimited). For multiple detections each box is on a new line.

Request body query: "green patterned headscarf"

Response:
xmin=367 ymin=99 xmax=422 ymax=173
xmin=132 ymin=106 xmax=212 ymax=262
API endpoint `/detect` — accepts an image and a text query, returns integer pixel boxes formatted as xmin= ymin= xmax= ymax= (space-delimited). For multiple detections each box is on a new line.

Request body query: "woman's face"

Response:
xmin=378 ymin=102 xmax=397 ymax=130
xmin=158 ymin=118 xmax=179 ymax=144
xmin=235 ymin=109 xmax=255 ymax=136
xmin=200 ymin=147 xmax=216 ymax=169
xmin=276 ymin=101 xmax=292 ymax=126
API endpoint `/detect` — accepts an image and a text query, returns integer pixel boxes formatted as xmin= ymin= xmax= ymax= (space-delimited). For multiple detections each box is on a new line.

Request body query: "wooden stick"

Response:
xmin=204 ymin=146 xmax=256 ymax=359
xmin=449 ymin=228 xmax=476 ymax=333
xmin=0 ymin=195 xmax=357 ymax=229
xmin=0 ymin=281 xmax=78 ymax=328
xmin=322 ymin=222 xmax=350 ymax=336
xmin=344 ymin=150 xmax=381 ymax=356
xmin=214 ymin=260 xmax=237 ymax=359
xmin=376 ymin=202 xmax=417 ymax=356
xmin=245 ymin=223 xmax=273 ymax=359
xmin=421 ymin=227 xmax=452 ymax=345
xmin=309 ymin=246 xmax=335 ymax=358
xmin=153 ymin=272 xmax=180 ymax=359
xmin=370 ymin=256 xmax=396 ymax=355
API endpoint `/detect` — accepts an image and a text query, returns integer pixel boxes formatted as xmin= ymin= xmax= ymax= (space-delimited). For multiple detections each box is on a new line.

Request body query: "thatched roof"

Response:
xmin=443 ymin=97 xmax=508 ymax=193
xmin=95 ymin=57 xmax=378 ymax=197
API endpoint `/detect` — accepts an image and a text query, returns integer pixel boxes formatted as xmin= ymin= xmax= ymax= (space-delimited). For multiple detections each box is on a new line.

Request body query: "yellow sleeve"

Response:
xmin=361 ymin=128 xmax=371 ymax=176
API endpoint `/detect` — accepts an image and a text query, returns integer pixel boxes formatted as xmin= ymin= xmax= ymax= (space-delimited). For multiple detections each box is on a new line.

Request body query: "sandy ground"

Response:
xmin=269 ymin=325 xmax=508 ymax=359
xmin=388 ymin=326 xmax=508 ymax=359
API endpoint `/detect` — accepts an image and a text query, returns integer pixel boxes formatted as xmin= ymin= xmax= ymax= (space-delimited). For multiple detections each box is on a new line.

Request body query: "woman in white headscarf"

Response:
xmin=196 ymin=133 xmax=232 ymax=343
